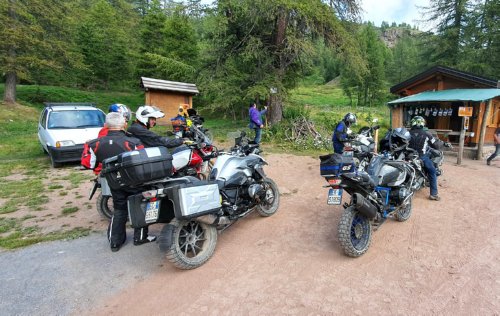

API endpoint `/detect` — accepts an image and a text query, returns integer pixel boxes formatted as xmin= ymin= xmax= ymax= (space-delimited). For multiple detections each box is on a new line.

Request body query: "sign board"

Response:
xmin=458 ymin=107 xmax=473 ymax=117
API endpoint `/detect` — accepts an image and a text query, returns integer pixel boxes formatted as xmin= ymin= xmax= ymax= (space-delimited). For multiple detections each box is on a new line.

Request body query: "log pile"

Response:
xmin=285 ymin=116 xmax=330 ymax=148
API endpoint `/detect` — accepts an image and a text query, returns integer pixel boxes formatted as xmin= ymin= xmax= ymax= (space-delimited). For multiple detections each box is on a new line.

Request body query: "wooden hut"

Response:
xmin=140 ymin=77 xmax=199 ymax=125
xmin=388 ymin=66 xmax=500 ymax=159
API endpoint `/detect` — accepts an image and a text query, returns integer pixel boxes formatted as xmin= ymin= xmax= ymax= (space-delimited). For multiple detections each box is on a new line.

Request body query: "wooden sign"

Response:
xmin=458 ymin=107 xmax=473 ymax=117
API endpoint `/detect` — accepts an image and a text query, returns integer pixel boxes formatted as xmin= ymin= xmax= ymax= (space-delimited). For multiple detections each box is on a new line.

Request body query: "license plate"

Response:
xmin=343 ymin=151 xmax=353 ymax=157
xmin=327 ymin=188 xmax=342 ymax=205
xmin=145 ymin=201 xmax=159 ymax=223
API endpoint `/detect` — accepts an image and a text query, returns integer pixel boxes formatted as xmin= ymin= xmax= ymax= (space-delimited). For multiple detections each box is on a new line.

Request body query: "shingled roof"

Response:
xmin=140 ymin=77 xmax=199 ymax=95
xmin=390 ymin=66 xmax=498 ymax=94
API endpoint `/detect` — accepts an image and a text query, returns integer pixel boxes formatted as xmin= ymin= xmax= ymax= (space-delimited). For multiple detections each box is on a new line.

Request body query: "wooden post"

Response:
xmin=457 ymin=116 xmax=465 ymax=165
xmin=477 ymin=100 xmax=492 ymax=160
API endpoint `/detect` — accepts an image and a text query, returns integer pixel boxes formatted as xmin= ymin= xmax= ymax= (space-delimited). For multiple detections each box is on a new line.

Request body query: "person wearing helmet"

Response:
xmin=332 ymin=112 xmax=357 ymax=154
xmin=98 ymin=104 xmax=132 ymax=138
xmin=128 ymin=105 xmax=184 ymax=148
xmin=408 ymin=115 xmax=443 ymax=201
xmin=82 ymin=112 xmax=156 ymax=252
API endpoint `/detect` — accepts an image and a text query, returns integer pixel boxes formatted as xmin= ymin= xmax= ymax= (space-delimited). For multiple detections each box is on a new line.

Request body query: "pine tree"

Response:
xmin=0 ymin=0 xmax=75 ymax=103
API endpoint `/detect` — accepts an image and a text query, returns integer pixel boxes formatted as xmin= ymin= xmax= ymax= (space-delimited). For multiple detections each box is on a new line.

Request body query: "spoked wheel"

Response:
xmin=162 ymin=219 xmax=217 ymax=270
xmin=338 ymin=206 xmax=372 ymax=257
xmin=96 ymin=193 xmax=114 ymax=220
xmin=395 ymin=196 xmax=413 ymax=222
xmin=256 ymin=178 xmax=280 ymax=217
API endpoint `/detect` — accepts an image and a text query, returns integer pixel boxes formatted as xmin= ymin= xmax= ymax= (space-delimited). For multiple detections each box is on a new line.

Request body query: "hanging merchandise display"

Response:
xmin=425 ymin=107 xmax=431 ymax=116
xmin=408 ymin=106 xmax=413 ymax=115
xmin=432 ymin=107 xmax=438 ymax=116
xmin=448 ymin=108 xmax=453 ymax=116
xmin=438 ymin=108 xmax=443 ymax=116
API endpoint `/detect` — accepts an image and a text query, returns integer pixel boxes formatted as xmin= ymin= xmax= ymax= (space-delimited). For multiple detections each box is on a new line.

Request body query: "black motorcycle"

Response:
xmin=320 ymin=129 xmax=415 ymax=257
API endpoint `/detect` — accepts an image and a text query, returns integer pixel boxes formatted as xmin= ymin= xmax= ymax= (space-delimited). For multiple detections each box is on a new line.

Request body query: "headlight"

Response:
xmin=56 ymin=140 xmax=75 ymax=147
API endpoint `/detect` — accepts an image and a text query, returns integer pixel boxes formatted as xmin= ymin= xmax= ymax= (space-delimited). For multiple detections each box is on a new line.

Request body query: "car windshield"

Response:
xmin=47 ymin=110 xmax=105 ymax=129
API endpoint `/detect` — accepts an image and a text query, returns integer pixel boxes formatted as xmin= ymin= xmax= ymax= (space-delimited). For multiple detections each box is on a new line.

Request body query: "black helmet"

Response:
xmin=343 ymin=113 xmax=357 ymax=126
xmin=392 ymin=127 xmax=411 ymax=143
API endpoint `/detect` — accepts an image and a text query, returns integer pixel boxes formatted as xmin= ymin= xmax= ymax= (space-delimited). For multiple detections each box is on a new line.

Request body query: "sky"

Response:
xmin=360 ymin=0 xmax=432 ymax=29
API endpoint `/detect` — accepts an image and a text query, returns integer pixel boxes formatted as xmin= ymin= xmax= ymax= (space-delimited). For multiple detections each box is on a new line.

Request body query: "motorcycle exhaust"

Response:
xmin=352 ymin=193 xmax=377 ymax=219
xmin=196 ymin=214 xmax=231 ymax=225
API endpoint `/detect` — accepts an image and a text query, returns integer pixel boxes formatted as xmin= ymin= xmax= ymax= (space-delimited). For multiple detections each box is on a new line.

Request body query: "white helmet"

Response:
xmin=135 ymin=105 xmax=165 ymax=126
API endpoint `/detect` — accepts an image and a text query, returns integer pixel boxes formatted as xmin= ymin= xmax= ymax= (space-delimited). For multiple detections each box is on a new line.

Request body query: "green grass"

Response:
xmin=0 ymin=227 xmax=91 ymax=249
xmin=62 ymin=206 xmax=79 ymax=214
xmin=58 ymin=171 xmax=93 ymax=189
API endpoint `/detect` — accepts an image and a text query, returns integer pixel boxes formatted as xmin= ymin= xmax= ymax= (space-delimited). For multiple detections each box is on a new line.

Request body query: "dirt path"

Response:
xmin=77 ymin=154 xmax=499 ymax=315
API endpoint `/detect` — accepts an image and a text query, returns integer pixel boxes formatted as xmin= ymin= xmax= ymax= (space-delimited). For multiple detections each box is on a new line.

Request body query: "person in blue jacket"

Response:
xmin=248 ymin=102 xmax=268 ymax=144
xmin=332 ymin=113 xmax=357 ymax=154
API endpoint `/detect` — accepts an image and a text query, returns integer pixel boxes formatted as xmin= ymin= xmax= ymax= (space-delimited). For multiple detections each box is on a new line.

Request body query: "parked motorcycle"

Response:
xmin=90 ymin=124 xmax=217 ymax=220
xmin=342 ymin=119 xmax=380 ymax=172
xmin=113 ymin=144 xmax=280 ymax=270
xmin=320 ymin=128 xmax=415 ymax=257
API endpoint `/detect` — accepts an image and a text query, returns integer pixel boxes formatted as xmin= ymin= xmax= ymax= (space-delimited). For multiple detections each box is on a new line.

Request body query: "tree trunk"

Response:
xmin=4 ymin=71 xmax=17 ymax=103
xmin=267 ymin=6 xmax=287 ymax=125
xmin=4 ymin=0 xmax=17 ymax=104
xmin=268 ymin=94 xmax=283 ymax=125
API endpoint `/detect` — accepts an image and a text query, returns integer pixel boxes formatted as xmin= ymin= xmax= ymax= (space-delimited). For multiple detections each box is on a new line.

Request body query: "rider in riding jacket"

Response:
xmin=408 ymin=116 xmax=443 ymax=201
xmin=128 ymin=105 xmax=184 ymax=148
xmin=82 ymin=112 xmax=156 ymax=252
xmin=332 ymin=113 xmax=357 ymax=154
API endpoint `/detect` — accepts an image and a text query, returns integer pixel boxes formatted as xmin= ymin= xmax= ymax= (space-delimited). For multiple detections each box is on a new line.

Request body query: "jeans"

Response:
xmin=253 ymin=128 xmax=262 ymax=144
xmin=421 ymin=154 xmax=438 ymax=196
xmin=486 ymin=144 xmax=500 ymax=162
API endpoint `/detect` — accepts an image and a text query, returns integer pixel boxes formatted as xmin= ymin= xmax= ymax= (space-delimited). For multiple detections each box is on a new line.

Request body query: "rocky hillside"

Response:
xmin=379 ymin=27 xmax=422 ymax=48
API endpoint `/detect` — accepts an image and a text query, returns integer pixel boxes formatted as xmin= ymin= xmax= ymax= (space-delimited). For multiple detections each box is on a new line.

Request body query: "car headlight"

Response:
xmin=56 ymin=140 xmax=75 ymax=147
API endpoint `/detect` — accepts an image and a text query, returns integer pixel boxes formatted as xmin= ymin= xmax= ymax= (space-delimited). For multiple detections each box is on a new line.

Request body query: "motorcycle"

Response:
xmin=90 ymin=124 xmax=217 ymax=220
xmin=320 ymin=129 xmax=415 ymax=257
xmin=343 ymin=119 xmax=380 ymax=172
xmin=123 ymin=143 xmax=280 ymax=270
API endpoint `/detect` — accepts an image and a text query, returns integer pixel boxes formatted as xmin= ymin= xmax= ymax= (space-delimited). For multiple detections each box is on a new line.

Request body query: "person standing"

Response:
xmin=248 ymin=103 xmax=267 ymax=144
xmin=486 ymin=127 xmax=500 ymax=165
xmin=332 ymin=113 xmax=357 ymax=154
xmin=408 ymin=116 xmax=443 ymax=201
xmin=83 ymin=112 xmax=155 ymax=252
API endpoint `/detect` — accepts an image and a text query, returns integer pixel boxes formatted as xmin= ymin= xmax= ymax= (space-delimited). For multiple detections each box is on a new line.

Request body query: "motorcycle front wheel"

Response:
xmin=96 ymin=193 xmax=114 ymax=220
xmin=338 ymin=206 xmax=372 ymax=257
xmin=161 ymin=219 xmax=218 ymax=270
xmin=395 ymin=196 xmax=413 ymax=222
xmin=256 ymin=178 xmax=280 ymax=217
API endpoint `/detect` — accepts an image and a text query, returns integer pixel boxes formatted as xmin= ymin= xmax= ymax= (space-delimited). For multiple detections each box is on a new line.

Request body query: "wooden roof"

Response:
xmin=140 ymin=77 xmax=199 ymax=95
xmin=390 ymin=66 xmax=498 ymax=94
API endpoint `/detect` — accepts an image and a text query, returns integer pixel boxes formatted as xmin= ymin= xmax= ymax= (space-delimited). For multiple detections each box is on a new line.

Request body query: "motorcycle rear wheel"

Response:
xmin=162 ymin=219 xmax=218 ymax=270
xmin=256 ymin=178 xmax=280 ymax=217
xmin=96 ymin=193 xmax=114 ymax=220
xmin=395 ymin=196 xmax=413 ymax=222
xmin=338 ymin=206 xmax=372 ymax=257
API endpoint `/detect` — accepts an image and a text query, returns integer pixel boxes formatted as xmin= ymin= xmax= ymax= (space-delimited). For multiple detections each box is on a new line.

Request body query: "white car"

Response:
xmin=38 ymin=103 xmax=105 ymax=167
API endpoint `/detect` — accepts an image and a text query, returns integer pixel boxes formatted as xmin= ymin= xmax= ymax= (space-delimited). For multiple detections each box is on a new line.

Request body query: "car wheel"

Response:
xmin=50 ymin=154 xmax=62 ymax=168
